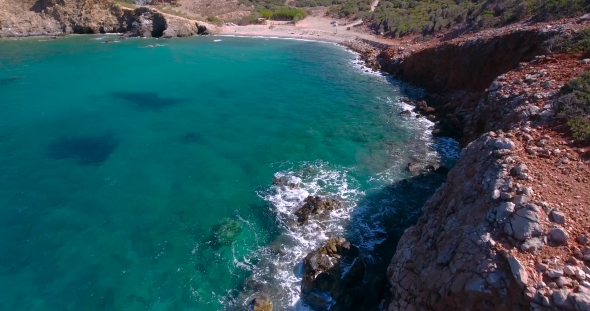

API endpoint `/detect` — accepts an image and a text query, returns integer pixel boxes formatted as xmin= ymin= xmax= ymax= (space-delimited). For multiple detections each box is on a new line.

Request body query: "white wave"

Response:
xmin=214 ymin=34 xmax=329 ymax=44
xmin=223 ymin=93 xmax=460 ymax=309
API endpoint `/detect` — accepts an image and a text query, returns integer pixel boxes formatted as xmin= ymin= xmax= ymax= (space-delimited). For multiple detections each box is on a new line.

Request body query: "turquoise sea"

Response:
xmin=0 ymin=35 xmax=458 ymax=310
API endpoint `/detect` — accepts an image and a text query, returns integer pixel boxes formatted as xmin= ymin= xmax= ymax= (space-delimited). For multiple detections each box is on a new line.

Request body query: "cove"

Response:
xmin=0 ymin=35 xmax=458 ymax=310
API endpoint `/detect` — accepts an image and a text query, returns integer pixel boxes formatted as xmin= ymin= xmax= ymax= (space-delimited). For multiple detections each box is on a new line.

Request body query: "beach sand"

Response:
xmin=218 ymin=14 xmax=394 ymax=44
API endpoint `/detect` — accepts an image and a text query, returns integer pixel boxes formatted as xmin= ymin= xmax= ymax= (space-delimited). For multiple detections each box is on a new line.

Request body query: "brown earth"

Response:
xmin=381 ymin=13 xmax=590 ymax=311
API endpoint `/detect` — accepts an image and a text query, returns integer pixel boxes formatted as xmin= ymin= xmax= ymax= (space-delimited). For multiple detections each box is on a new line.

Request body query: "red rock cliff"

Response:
xmin=383 ymin=17 xmax=590 ymax=311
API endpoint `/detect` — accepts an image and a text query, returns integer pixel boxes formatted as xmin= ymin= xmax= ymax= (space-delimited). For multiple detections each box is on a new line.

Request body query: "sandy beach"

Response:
xmin=218 ymin=13 xmax=395 ymax=44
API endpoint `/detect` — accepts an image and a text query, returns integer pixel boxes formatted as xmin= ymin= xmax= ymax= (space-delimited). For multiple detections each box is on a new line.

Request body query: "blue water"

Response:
xmin=0 ymin=35 xmax=457 ymax=310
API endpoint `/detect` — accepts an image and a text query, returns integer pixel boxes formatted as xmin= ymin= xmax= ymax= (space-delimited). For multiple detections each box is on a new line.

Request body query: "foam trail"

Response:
xmin=223 ymin=95 xmax=460 ymax=310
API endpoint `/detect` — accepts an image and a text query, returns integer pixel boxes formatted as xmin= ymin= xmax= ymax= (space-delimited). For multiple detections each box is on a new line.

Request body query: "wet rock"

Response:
xmin=406 ymin=162 xmax=423 ymax=175
xmin=294 ymin=196 xmax=344 ymax=225
xmin=250 ymin=294 xmax=273 ymax=311
xmin=400 ymin=109 xmax=412 ymax=117
xmin=272 ymin=175 xmax=299 ymax=189
xmin=301 ymin=237 xmax=365 ymax=310
xmin=549 ymin=227 xmax=569 ymax=245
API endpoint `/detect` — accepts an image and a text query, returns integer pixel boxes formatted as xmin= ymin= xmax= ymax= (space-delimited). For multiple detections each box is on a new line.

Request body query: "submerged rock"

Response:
xmin=209 ymin=218 xmax=242 ymax=247
xmin=250 ymin=294 xmax=273 ymax=311
xmin=294 ymin=196 xmax=344 ymax=225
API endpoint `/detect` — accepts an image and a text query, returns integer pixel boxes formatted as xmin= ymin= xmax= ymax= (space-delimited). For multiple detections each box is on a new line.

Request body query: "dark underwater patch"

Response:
xmin=0 ymin=76 xmax=20 ymax=86
xmin=47 ymin=133 xmax=119 ymax=166
xmin=111 ymin=91 xmax=183 ymax=111
xmin=181 ymin=132 xmax=201 ymax=144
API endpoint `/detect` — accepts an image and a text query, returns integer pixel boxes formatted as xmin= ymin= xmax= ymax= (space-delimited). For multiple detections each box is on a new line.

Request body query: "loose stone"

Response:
xmin=550 ymin=210 xmax=566 ymax=224
xmin=513 ymin=195 xmax=529 ymax=205
xmin=578 ymin=234 xmax=589 ymax=245
xmin=546 ymin=269 xmax=564 ymax=278
xmin=549 ymin=228 xmax=569 ymax=245
xmin=564 ymin=265 xmax=577 ymax=276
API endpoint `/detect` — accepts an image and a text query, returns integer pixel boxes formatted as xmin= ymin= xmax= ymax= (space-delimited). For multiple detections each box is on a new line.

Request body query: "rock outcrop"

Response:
xmin=378 ymin=18 xmax=590 ymax=143
xmin=0 ymin=0 xmax=214 ymax=37
xmin=294 ymin=196 xmax=344 ymax=225
xmin=250 ymin=294 xmax=273 ymax=311
xmin=301 ymin=237 xmax=366 ymax=311
xmin=383 ymin=17 xmax=590 ymax=311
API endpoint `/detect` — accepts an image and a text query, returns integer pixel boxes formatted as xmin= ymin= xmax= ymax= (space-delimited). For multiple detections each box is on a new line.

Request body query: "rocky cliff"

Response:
xmin=382 ymin=17 xmax=590 ymax=311
xmin=0 ymin=0 xmax=214 ymax=37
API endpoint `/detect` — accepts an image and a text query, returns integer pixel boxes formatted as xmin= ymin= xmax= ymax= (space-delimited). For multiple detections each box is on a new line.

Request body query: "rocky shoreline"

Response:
xmin=376 ymin=16 xmax=590 ymax=311
xmin=0 ymin=0 xmax=217 ymax=38
xmin=271 ymin=13 xmax=590 ymax=311
xmin=3 ymin=2 xmax=589 ymax=309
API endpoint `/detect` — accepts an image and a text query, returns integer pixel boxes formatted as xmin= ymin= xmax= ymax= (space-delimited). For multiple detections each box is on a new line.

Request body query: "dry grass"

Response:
xmin=154 ymin=5 xmax=203 ymax=21
xmin=111 ymin=0 xmax=136 ymax=9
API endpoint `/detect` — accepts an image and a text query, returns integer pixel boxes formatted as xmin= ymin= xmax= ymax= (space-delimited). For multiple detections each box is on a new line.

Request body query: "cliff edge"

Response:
xmin=383 ymin=16 xmax=590 ymax=311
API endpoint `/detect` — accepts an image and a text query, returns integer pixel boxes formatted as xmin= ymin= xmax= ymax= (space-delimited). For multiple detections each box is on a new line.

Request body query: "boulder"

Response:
xmin=549 ymin=228 xmax=569 ymax=246
xmin=496 ymin=202 xmax=515 ymax=223
xmin=406 ymin=162 xmax=422 ymax=175
xmin=505 ymin=208 xmax=542 ymax=241
xmin=521 ymin=237 xmax=544 ymax=253
xmin=507 ymin=256 xmax=528 ymax=288
xmin=250 ymin=294 xmax=272 ymax=311
xmin=301 ymin=237 xmax=365 ymax=310
xmin=400 ymin=109 xmax=412 ymax=117
xmin=493 ymin=137 xmax=515 ymax=150
xmin=294 ymin=196 xmax=344 ymax=225
xmin=550 ymin=210 xmax=566 ymax=224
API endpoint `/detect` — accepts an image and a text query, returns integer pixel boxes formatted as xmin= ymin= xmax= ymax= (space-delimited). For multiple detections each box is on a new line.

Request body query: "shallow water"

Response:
xmin=0 ymin=35 xmax=457 ymax=310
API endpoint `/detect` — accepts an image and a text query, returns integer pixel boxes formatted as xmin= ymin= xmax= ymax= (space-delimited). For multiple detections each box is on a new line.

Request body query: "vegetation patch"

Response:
xmin=112 ymin=0 xmax=136 ymax=9
xmin=237 ymin=0 xmax=309 ymax=23
xmin=557 ymin=71 xmax=590 ymax=142
xmin=286 ymin=0 xmax=590 ymax=37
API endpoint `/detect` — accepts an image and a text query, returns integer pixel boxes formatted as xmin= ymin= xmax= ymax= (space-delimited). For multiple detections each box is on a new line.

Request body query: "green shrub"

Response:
xmin=558 ymin=71 xmax=590 ymax=141
xmin=568 ymin=117 xmax=590 ymax=141
xmin=206 ymin=15 xmax=223 ymax=26
xmin=569 ymin=29 xmax=590 ymax=53
xmin=260 ymin=9 xmax=274 ymax=18
xmin=287 ymin=0 xmax=589 ymax=38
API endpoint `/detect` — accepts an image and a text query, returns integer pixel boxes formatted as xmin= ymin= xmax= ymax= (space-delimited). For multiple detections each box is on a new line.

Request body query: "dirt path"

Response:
xmin=370 ymin=0 xmax=379 ymax=12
